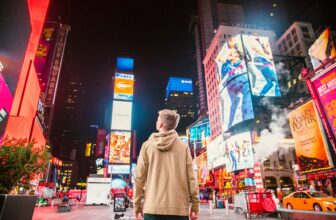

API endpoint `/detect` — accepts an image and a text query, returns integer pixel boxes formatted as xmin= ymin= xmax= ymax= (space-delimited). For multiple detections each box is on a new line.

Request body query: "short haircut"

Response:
xmin=158 ymin=109 xmax=180 ymax=130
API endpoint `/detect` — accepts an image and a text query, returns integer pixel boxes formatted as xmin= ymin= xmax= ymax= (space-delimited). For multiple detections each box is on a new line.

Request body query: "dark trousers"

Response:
xmin=144 ymin=213 xmax=189 ymax=220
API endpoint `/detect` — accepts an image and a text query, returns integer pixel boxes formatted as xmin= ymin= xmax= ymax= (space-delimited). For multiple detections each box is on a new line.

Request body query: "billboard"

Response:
xmin=0 ymin=73 xmax=13 ymax=140
xmin=289 ymin=101 xmax=332 ymax=173
xmin=111 ymin=101 xmax=132 ymax=131
xmin=225 ymin=132 xmax=254 ymax=172
xmin=242 ymin=35 xmax=281 ymax=97
xmin=166 ymin=77 xmax=193 ymax=98
xmin=85 ymin=143 xmax=92 ymax=157
xmin=215 ymin=35 xmax=247 ymax=90
xmin=108 ymin=164 xmax=130 ymax=174
xmin=207 ymin=135 xmax=226 ymax=168
xmin=114 ymin=73 xmax=134 ymax=101
xmin=187 ymin=117 xmax=210 ymax=149
xmin=34 ymin=22 xmax=59 ymax=92
xmin=312 ymin=67 xmax=336 ymax=141
xmin=219 ymin=74 xmax=254 ymax=132
xmin=116 ymin=57 xmax=134 ymax=72
xmin=196 ymin=152 xmax=208 ymax=185
xmin=309 ymin=28 xmax=336 ymax=70
xmin=109 ymin=131 xmax=131 ymax=164
xmin=96 ymin=129 xmax=107 ymax=157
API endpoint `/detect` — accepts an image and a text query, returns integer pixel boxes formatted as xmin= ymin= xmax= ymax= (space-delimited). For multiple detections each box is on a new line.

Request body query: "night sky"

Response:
xmin=46 ymin=0 xmax=335 ymax=153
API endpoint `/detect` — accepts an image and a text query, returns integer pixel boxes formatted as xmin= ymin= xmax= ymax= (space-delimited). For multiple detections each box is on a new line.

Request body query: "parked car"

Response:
xmin=283 ymin=191 xmax=336 ymax=212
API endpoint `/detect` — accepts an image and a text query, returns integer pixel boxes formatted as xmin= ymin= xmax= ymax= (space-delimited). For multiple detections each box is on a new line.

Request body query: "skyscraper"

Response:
xmin=164 ymin=77 xmax=195 ymax=134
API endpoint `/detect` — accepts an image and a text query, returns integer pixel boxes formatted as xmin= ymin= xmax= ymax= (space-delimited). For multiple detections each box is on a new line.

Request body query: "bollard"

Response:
xmin=209 ymin=200 xmax=212 ymax=215
xmin=225 ymin=200 xmax=229 ymax=216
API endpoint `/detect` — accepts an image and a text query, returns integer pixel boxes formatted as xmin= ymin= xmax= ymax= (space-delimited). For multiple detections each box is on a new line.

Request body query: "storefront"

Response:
xmin=307 ymin=169 xmax=336 ymax=197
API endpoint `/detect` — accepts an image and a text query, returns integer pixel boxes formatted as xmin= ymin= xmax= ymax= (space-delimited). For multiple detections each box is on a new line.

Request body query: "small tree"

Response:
xmin=0 ymin=138 xmax=50 ymax=194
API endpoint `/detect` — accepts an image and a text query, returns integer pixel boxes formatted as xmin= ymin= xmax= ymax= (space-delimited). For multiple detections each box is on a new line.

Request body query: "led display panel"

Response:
xmin=309 ymin=28 xmax=336 ymax=70
xmin=108 ymin=164 xmax=130 ymax=174
xmin=242 ymin=34 xmax=281 ymax=97
xmin=289 ymin=101 xmax=332 ymax=172
xmin=109 ymin=131 xmax=131 ymax=164
xmin=215 ymin=35 xmax=247 ymax=91
xmin=225 ymin=131 xmax=254 ymax=172
xmin=114 ymin=73 xmax=134 ymax=101
xmin=219 ymin=74 xmax=254 ymax=132
xmin=312 ymin=67 xmax=336 ymax=140
xmin=116 ymin=57 xmax=134 ymax=72
xmin=111 ymin=101 xmax=132 ymax=131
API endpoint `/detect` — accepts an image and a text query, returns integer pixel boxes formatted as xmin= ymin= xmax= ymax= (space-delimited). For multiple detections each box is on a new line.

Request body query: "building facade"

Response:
xmin=165 ymin=77 xmax=195 ymax=134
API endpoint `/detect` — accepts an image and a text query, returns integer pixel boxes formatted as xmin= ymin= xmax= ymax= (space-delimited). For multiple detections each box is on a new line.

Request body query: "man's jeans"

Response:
xmin=144 ymin=213 xmax=189 ymax=220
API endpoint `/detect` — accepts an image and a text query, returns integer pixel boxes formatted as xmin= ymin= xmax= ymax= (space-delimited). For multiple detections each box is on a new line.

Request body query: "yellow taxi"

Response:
xmin=283 ymin=191 xmax=336 ymax=212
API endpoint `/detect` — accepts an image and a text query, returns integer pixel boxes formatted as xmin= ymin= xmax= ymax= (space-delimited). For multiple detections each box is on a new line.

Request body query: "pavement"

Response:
xmin=33 ymin=203 xmax=282 ymax=220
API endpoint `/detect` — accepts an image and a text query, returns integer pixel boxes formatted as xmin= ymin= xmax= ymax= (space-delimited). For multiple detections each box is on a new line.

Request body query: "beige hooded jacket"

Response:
xmin=134 ymin=130 xmax=199 ymax=216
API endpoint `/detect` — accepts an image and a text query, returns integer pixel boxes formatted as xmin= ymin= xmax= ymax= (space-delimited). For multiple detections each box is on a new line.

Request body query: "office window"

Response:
xmin=301 ymin=26 xmax=309 ymax=33
xmin=303 ymin=33 xmax=311 ymax=39
xmin=291 ymin=28 xmax=297 ymax=35
xmin=293 ymin=35 xmax=298 ymax=43
xmin=286 ymin=34 xmax=291 ymax=41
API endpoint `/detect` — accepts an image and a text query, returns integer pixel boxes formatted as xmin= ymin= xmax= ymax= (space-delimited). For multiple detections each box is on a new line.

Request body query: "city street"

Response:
xmin=33 ymin=204 xmax=281 ymax=220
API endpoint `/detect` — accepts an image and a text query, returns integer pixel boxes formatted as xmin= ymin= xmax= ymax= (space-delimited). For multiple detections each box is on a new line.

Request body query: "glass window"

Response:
xmin=288 ymin=41 xmax=293 ymax=48
xmin=303 ymin=33 xmax=311 ymax=39
xmin=293 ymin=192 xmax=301 ymax=198
xmin=300 ymin=193 xmax=310 ymax=198
xmin=296 ymin=44 xmax=301 ymax=51
xmin=291 ymin=28 xmax=297 ymax=35
xmin=286 ymin=34 xmax=291 ymax=40
xmin=301 ymin=26 xmax=309 ymax=33
xmin=293 ymin=35 xmax=298 ymax=43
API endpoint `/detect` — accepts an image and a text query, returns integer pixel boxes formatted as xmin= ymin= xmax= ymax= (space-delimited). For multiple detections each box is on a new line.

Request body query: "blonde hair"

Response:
xmin=158 ymin=109 xmax=180 ymax=130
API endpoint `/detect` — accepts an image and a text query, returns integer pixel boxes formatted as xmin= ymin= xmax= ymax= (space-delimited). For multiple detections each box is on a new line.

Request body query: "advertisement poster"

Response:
xmin=111 ymin=101 xmax=132 ymax=131
xmin=114 ymin=73 xmax=134 ymax=101
xmin=34 ymin=23 xmax=58 ymax=92
xmin=289 ymin=101 xmax=332 ymax=173
xmin=109 ymin=131 xmax=131 ymax=164
xmin=225 ymin=132 xmax=254 ymax=172
xmin=309 ymin=28 xmax=336 ymax=70
xmin=0 ymin=73 xmax=13 ymax=140
xmin=187 ymin=117 xmax=210 ymax=150
xmin=219 ymin=74 xmax=254 ymax=132
xmin=242 ymin=35 xmax=281 ymax=97
xmin=215 ymin=35 xmax=247 ymax=91
xmin=108 ymin=164 xmax=130 ymax=174
xmin=312 ymin=67 xmax=336 ymax=140
xmin=196 ymin=152 xmax=208 ymax=185
xmin=207 ymin=135 xmax=226 ymax=168
xmin=96 ymin=129 xmax=107 ymax=157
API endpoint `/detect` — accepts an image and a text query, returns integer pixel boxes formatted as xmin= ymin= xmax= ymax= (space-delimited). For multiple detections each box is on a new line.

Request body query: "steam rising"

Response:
xmin=254 ymin=99 xmax=291 ymax=162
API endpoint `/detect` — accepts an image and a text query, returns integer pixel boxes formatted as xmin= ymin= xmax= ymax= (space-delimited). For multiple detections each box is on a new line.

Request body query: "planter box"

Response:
xmin=0 ymin=195 xmax=37 ymax=220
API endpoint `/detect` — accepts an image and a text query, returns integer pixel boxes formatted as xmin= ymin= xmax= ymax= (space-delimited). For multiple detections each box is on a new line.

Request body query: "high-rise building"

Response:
xmin=164 ymin=77 xmax=195 ymax=133
xmin=192 ymin=1 xmax=245 ymax=118
xmin=59 ymin=161 xmax=78 ymax=190
xmin=203 ymin=24 xmax=278 ymax=140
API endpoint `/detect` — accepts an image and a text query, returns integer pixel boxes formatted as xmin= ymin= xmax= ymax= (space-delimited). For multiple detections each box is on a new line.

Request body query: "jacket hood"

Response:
xmin=149 ymin=130 xmax=178 ymax=151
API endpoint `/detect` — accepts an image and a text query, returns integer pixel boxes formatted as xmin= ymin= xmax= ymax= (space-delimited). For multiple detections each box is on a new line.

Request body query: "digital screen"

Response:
xmin=309 ymin=28 xmax=336 ymax=70
xmin=111 ymin=101 xmax=132 ymax=131
xmin=187 ymin=117 xmax=210 ymax=149
xmin=0 ymin=73 xmax=13 ymax=139
xmin=108 ymin=164 xmax=130 ymax=174
xmin=207 ymin=135 xmax=226 ymax=168
xmin=219 ymin=74 xmax=254 ymax=132
xmin=116 ymin=57 xmax=134 ymax=72
xmin=289 ymin=101 xmax=332 ymax=173
xmin=114 ymin=73 xmax=134 ymax=101
xmin=242 ymin=34 xmax=281 ymax=97
xmin=225 ymin=132 xmax=254 ymax=172
xmin=196 ymin=152 xmax=208 ymax=185
xmin=215 ymin=35 xmax=247 ymax=91
xmin=109 ymin=131 xmax=131 ymax=164
xmin=312 ymin=67 xmax=336 ymax=140
xmin=166 ymin=77 xmax=193 ymax=98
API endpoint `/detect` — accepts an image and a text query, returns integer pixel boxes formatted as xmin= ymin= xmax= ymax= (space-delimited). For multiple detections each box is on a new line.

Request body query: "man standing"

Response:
xmin=134 ymin=109 xmax=199 ymax=220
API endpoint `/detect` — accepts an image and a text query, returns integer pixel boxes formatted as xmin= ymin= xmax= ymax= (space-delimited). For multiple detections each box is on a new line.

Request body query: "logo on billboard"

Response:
xmin=114 ymin=73 xmax=134 ymax=101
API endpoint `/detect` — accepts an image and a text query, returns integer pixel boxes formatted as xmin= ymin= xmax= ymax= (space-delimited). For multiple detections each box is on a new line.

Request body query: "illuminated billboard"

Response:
xmin=116 ymin=57 xmax=134 ymax=72
xmin=34 ymin=22 xmax=59 ymax=92
xmin=109 ymin=131 xmax=131 ymax=164
xmin=312 ymin=67 xmax=336 ymax=141
xmin=219 ymin=74 xmax=254 ymax=132
xmin=108 ymin=164 xmax=130 ymax=174
xmin=242 ymin=35 xmax=281 ymax=97
xmin=187 ymin=117 xmax=210 ymax=149
xmin=309 ymin=28 xmax=336 ymax=70
xmin=111 ymin=101 xmax=132 ymax=131
xmin=225 ymin=131 xmax=253 ymax=172
xmin=166 ymin=77 xmax=193 ymax=98
xmin=207 ymin=135 xmax=226 ymax=168
xmin=0 ymin=73 xmax=13 ymax=140
xmin=196 ymin=152 xmax=208 ymax=185
xmin=207 ymin=132 xmax=253 ymax=172
xmin=289 ymin=101 xmax=332 ymax=173
xmin=114 ymin=73 xmax=134 ymax=101
xmin=215 ymin=35 xmax=247 ymax=90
